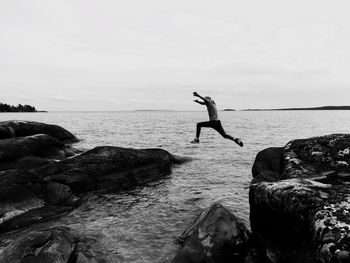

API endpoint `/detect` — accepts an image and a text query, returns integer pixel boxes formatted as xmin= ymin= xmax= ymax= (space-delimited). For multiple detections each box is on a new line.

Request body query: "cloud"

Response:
xmin=168 ymin=13 xmax=245 ymax=38
xmin=208 ymin=62 xmax=329 ymax=77
xmin=1 ymin=1 xmax=350 ymax=110
xmin=258 ymin=24 xmax=348 ymax=68
xmin=47 ymin=95 xmax=70 ymax=101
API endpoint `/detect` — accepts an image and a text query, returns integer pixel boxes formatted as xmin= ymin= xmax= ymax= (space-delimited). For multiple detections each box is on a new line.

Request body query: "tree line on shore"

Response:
xmin=0 ymin=103 xmax=37 ymax=112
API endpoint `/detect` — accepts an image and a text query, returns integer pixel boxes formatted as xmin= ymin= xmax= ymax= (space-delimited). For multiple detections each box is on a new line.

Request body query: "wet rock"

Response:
xmin=0 ymin=126 xmax=14 ymax=139
xmin=0 ymin=156 xmax=53 ymax=171
xmin=250 ymin=134 xmax=350 ymax=263
xmin=251 ymin=147 xmax=283 ymax=183
xmin=244 ymin=234 xmax=270 ymax=263
xmin=76 ymin=252 xmax=101 ymax=263
xmin=43 ymin=182 xmax=75 ymax=205
xmin=37 ymin=146 xmax=175 ymax=192
xmin=0 ymin=227 xmax=104 ymax=263
xmin=244 ymin=249 xmax=269 ymax=263
xmin=172 ymin=235 xmax=206 ymax=263
xmin=0 ymin=120 xmax=78 ymax=143
xmin=0 ymin=134 xmax=80 ymax=171
xmin=0 ymin=144 xmax=175 ymax=234
xmin=172 ymin=203 xmax=250 ymax=263
xmin=0 ymin=227 xmax=76 ymax=263
xmin=0 ymin=170 xmax=79 ymax=234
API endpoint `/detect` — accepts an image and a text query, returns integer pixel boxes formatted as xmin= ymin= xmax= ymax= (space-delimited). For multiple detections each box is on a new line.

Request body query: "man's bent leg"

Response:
xmin=212 ymin=121 xmax=234 ymax=140
xmin=212 ymin=121 xmax=243 ymax=146
xmin=196 ymin=121 xmax=213 ymax=138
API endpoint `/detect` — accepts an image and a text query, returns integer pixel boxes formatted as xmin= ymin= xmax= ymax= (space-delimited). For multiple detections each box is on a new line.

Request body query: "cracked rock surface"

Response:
xmin=250 ymin=134 xmax=350 ymax=263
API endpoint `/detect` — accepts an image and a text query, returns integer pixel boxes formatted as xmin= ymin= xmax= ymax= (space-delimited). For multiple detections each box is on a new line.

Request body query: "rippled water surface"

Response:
xmin=1 ymin=111 xmax=350 ymax=262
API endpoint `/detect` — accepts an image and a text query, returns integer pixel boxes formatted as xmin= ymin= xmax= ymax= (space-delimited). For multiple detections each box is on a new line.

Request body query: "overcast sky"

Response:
xmin=1 ymin=0 xmax=350 ymax=111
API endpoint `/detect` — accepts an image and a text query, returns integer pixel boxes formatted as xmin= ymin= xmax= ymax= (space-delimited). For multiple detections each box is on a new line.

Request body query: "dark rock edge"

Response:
xmin=0 ymin=120 xmax=184 ymax=263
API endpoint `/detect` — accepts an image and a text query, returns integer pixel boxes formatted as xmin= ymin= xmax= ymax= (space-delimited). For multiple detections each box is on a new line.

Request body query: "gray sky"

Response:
xmin=1 ymin=0 xmax=350 ymax=111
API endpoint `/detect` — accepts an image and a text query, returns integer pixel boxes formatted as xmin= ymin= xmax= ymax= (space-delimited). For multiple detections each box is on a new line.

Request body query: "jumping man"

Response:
xmin=191 ymin=91 xmax=243 ymax=147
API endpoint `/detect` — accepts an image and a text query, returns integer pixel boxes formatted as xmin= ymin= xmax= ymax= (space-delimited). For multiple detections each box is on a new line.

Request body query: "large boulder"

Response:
xmin=0 ymin=134 xmax=79 ymax=171
xmin=172 ymin=203 xmax=250 ymax=263
xmin=37 ymin=146 xmax=175 ymax=192
xmin=0 ymin=170 xmax=79 ymax=234
xmin=251 ymin=147 xmax=284 ymax=183
xmin=0 ymin=120 xmax=78 ymax=143
xmin=250 ymin=134 xmax=350 ymax=263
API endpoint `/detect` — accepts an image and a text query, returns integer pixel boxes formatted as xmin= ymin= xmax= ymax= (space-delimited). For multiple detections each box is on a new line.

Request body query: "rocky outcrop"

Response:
xmin=0 ymin=169 xmax=80 ymax=234
xmin=0 ymin=145 xmax=175 ymax=234
xmin=0 ymin=120 xmax=182 ymax=262
xmin=0 ymin=227 xmax=76 ymax=263
xmin=0 ymin=123 xmax=177 ymax=237
xmin=0 ymin=120 xmax=78 ymax=143
xmin=0 ymin=227 xmax=105 ymax=263
xmin=0 ymin=134 xmax=80 ymax=171
xmin=0 ymin=121 xmax=177 ymax=236
xmin=251 ymin=147 xmax=284 ymax=183
xmin=172 ymin=203 xmax=250 ymax=263
xmin=37 ymin=146 xmax=175 ymax=192
xmin=250 ymin=134 xmax=350 ymax=263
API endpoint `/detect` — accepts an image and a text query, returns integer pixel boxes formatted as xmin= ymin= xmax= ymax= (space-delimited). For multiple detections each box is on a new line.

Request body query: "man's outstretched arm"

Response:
xmin=193 ymin=91 xmax=208 ymax=102
xmin=194 ymin=99 xmax=206 ymax=105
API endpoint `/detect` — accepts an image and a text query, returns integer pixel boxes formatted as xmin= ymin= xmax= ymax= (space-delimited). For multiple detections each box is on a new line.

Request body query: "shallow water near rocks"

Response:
xmin=1 ymin=110 xmax=350 ymax=262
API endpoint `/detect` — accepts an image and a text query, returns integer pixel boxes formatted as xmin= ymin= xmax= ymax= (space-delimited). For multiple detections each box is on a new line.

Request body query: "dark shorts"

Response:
xmin=198 ymin=120 xmax=223 ymax=131
xmin=196 ymin=120 xmax=231 ymax=139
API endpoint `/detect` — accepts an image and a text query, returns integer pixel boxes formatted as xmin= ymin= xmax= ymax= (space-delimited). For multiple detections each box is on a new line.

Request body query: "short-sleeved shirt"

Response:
xmin=205 ymin=99 xmax=218 ymax=121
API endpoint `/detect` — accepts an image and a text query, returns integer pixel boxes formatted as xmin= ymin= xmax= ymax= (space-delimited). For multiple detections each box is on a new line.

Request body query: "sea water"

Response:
xmin=1 ymin=110 xmax=350 ymax=262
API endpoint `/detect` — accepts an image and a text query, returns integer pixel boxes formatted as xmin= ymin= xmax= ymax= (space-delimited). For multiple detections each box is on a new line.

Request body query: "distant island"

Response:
xmin=222 ymin=109 xmax=236 ymax=111
xmin=0 ymin=103 xmax=38 ymax=112
xmin=244 ymin=106 xmax=350 ymax=111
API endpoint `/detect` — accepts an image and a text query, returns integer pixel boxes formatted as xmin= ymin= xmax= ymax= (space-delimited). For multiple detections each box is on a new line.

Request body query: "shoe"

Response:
xmin=191 ymin=138 xmax=200 ymax=143
xmin=234 ymin=138 xmax=243 ymax=147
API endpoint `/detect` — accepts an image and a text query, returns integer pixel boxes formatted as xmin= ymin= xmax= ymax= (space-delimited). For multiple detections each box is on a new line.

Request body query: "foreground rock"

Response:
xmin=250 ymin=134 xmax=350 ymax=263
xmin=37 ymin=146 xmax=175 ymax=192
xmin=172 ymin=203 xmax=250 ymax=263
xmin=0 ymin=120 xmax=181 ymax=262
xmin=0 ymin=145 xmax=176 ymax=234
xmin=0 ymin=227 xmax=105 ymax=263
xmin=0 ymin=120 xmax=78 ymax=143
xmin=0 ymin=169 xmax=80 ymax=234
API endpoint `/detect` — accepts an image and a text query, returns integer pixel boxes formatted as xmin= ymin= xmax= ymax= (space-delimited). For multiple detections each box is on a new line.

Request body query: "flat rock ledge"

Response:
xmin=250 ymin=134 xmax=350 ymax=263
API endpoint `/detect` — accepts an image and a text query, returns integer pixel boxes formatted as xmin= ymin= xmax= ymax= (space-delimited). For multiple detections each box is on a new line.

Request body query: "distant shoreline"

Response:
xmin=0 ymin=102 xmax=41 ymax=112
xmin=243 ymin=106 xmax=350 ymax=111
xmin=0 ymin=111 xmax=47 ymax=113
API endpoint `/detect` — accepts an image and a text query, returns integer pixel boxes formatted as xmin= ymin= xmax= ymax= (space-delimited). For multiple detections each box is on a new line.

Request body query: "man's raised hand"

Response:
xmin=193 ymin=92 xmax=199 ymax=97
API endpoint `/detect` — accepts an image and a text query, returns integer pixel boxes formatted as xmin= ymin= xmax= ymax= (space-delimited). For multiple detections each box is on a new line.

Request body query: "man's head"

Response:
xmin=205 ymin=96 xmax=211 ymax=100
